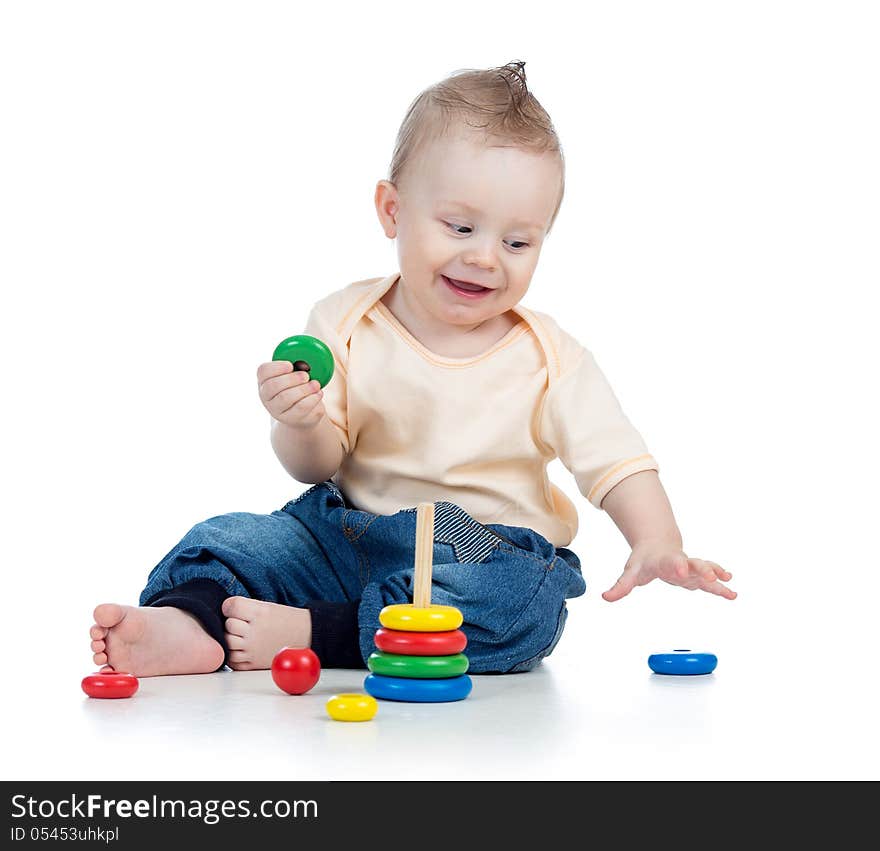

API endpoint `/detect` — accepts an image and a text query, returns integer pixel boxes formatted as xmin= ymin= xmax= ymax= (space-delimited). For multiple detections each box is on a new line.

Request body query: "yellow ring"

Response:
xmin=326 ymin=693 xmax=378 ymax=722
xmin=379 ymin=604 xmax=463 ymax=632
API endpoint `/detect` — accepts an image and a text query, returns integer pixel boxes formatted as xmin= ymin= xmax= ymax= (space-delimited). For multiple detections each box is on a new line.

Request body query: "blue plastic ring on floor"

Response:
xmin=364 ymin=673 xmax=473 ymax=703
xmin=648 ymin=650 xmax=717 ymax=675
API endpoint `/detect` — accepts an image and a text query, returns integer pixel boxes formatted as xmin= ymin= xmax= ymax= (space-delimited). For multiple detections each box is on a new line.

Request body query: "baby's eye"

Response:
xmin=445 ymin=222 xmax=529 ymax=250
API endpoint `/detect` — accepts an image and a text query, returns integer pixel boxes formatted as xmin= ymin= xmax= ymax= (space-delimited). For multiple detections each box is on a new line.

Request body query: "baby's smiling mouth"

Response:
xmin=442 ymin=275 xmax=493 ymax=297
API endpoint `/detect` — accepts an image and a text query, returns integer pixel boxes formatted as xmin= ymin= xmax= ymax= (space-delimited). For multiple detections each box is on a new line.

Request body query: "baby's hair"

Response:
xmin=389 ymin=60 xmax=565 ymax=232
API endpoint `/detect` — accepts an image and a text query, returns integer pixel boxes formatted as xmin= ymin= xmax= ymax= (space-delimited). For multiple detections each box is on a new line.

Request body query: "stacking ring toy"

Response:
xmin=648 ymin=650 xmax=718 ymax=675
xmin=374 ymin=628 xmax=467 ymax=656
xmin=365 ymin=673 xmax=472 ymax=703
xmin=326 ymin=693 xmax=378 ymax=722
xmin=81 ymin=670 xmax=139 ymax=699
xmin=272 ymin=335 xmax=335 ymax=388
xmin=368 ymin=651 xmax=469 ymax=679
xmin=379 ymin=604 xmax=463 ymax=632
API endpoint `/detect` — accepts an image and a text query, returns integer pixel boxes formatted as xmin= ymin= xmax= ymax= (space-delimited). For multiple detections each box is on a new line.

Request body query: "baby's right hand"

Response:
xmin=257 ymin=361 xmax=326 ymax=430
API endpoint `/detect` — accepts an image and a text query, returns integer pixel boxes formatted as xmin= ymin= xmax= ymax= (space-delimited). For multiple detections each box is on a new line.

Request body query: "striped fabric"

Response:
xmin=430 ymin=501 xmax=501 ymax=565
xmin=328 ymin=480 xmax=502 ymax=564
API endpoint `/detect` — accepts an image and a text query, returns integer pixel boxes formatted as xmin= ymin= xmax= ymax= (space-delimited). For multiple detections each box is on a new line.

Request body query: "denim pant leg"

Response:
xmin=138 ymin=491 xmax=362 ymax=608
xmin=145 ymin=482 xmax=588 ymax=675
xmin=347 ymin=500 xmax=588 ymax=674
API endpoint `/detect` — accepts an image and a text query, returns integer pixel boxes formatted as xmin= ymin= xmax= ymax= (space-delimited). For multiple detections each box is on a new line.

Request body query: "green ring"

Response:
xmin=272 ymin=335 xmax=335 ymax=388
xmin=367 ymin=651 xmax=469 ymax=679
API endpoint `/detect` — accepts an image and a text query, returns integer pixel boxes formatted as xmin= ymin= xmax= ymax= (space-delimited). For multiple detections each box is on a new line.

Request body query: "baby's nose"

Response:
xmin=462 ymin=244 xmax=498 ymax=271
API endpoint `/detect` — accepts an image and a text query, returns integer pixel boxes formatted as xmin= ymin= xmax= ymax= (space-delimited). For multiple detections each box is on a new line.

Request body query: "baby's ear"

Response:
xmin=374 ymin=180 xmax=399 ymax=238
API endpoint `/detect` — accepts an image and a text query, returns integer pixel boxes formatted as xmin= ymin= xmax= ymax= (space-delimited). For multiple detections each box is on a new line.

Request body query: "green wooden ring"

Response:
xmin=272 ymin=335 xmax=335 ymax=388
xmin=367 ymin=651 xmax=469 ymax=679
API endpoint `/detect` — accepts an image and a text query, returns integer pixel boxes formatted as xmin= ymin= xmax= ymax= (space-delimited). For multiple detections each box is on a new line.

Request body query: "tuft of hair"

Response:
xmin=389 ymin=61 xmax=565 ymax=232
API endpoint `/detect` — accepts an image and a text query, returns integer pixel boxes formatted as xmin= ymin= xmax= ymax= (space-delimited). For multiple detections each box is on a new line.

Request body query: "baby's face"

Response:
xmin=378 ymin=132 xmax=562 ymax=328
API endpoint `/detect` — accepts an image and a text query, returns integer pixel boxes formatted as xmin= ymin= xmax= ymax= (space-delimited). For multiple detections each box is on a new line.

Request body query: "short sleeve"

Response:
xmin=304 ymin=303 xmax=350 ymax=454
xmin=540 ymin=348 xmax=659 ymax=509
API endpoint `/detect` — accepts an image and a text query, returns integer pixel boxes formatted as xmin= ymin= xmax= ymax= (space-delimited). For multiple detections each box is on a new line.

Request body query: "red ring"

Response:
xmin=374 ymin=628 xmax=467 ymax=656
xmin=81 ymin=670 xmax=139 ymax=699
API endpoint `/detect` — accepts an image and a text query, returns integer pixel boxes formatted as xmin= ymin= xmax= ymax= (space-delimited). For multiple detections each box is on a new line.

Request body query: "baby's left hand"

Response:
xmin=602 ymin=542 xmax=736 ymax=602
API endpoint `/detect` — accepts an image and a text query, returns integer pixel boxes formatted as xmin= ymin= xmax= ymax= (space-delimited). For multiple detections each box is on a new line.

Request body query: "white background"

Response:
xmin=1 ymin=1 xmax=878 ymax=781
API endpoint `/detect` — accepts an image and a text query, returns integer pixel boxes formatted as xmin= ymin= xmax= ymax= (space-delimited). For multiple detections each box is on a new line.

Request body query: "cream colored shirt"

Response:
xmin=304 ymin=272 xmax=659 ymax=548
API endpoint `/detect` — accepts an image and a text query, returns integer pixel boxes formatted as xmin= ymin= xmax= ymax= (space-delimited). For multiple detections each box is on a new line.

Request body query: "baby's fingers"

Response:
xmin=709 ymin=560 xmax=732 ymax=582
xmin=698 ymin=576 xmax=738 ymax=600
xmin=285 ymin=387 xmax=324 ymax=420
xmin=686 ymin=557 xmax=724 ymax=583
xmin=688 ymin=558 xmax=733 ymax=584
xmin=257 ymin=360 xmax=293 ymax=383
xmin=602 ymin=565 xmax=640 ymax=602
xmin=261 ymin=370 xmax=311 ymax=405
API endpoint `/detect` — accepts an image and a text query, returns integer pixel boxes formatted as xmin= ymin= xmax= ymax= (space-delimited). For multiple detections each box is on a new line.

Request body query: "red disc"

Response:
xmin=81 ymin=670 xmax=139 ymax=699
xmin=374 ymin=628 xmax=467 ymax=656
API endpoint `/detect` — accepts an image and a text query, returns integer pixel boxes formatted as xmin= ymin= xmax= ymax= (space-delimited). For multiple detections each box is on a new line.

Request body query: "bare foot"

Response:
xmin=89 ymin=604 xmax=225 ymax=677
xmin=221 ymin=596 xmax=312 ymax=670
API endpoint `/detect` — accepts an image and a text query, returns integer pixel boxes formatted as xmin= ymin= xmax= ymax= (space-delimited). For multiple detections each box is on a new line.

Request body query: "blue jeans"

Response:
xmin=139 ymin=481 xmax=587 ymax=673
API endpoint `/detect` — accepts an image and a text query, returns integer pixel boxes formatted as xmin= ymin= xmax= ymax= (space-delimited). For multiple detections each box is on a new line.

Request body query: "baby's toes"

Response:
xmin=221 ymin=596 xmax=258 ymax=620
xmin=90 ymin=624 xmax=107 ymax=640
xmin=225 ymin=633 xmax=247 ymax=651
xmin=91 ymin=639 xmax=105 ymax=654
xmin=227 ymin=649 xmax=252 ymax=670
xmin=224 ymin=617 xmax=249 ymax=638
xmin=93 ymin=651 xmax=108 ymax=666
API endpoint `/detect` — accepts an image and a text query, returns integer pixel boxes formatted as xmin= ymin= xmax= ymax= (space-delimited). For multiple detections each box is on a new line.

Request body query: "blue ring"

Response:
xmin=648 ymin=650 xmax=717 ymax=675
xmin=364 ymin=673 xmax=472 ymax=703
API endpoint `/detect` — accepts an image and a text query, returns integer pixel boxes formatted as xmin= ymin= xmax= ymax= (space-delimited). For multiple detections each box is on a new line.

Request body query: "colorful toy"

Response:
xmin=364 ymin=503 xmax=473 ymax=704
xmin=271 ymin=647 xmax=321 ymax=694
xmin=364 ymin=673 xmax=472 ymax=703
xmin=81 ymin=670 xmax=139 ymax=699
xmin=272 ymin=334 xmax=335 ymax=388
xmin=648 ymin=650 xmax=718 ymax=675
xmin=367 ymin=651 xmax=469 ymax=678
xmin=374 ymin=627 xmax=467 ymax=656
xmin=378 ymin=604 xmax=462 ymax=632
xmin=326 ymin=693 xmax=378 ymax=722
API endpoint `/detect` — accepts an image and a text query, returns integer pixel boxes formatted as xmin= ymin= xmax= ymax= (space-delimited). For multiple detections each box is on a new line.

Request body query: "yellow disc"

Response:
xmin=326 ymin=693 xmax=378 ymax=722
xmin=379 ymin=604 xmax=464 ymax=632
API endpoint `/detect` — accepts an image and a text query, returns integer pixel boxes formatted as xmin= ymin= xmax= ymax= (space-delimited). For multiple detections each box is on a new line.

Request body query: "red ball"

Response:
xmin=271 ymin=647 xmax=321 ymax=695
xmin=81 ymin=670 xmax=139 ymax=699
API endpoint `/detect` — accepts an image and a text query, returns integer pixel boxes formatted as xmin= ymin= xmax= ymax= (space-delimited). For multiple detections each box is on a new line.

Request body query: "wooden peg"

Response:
xmin=412 ymin=502 xmax=435 ymax=608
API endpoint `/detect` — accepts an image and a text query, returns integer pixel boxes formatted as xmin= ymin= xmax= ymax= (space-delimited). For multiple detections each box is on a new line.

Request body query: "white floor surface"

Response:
xmin=8 ymin=600 xmax=877 ymax=782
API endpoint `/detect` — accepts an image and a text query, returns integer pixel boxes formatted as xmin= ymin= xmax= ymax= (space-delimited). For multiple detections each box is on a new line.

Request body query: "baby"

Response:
xmin=89 ymin=61 xmax=734 ymax=677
